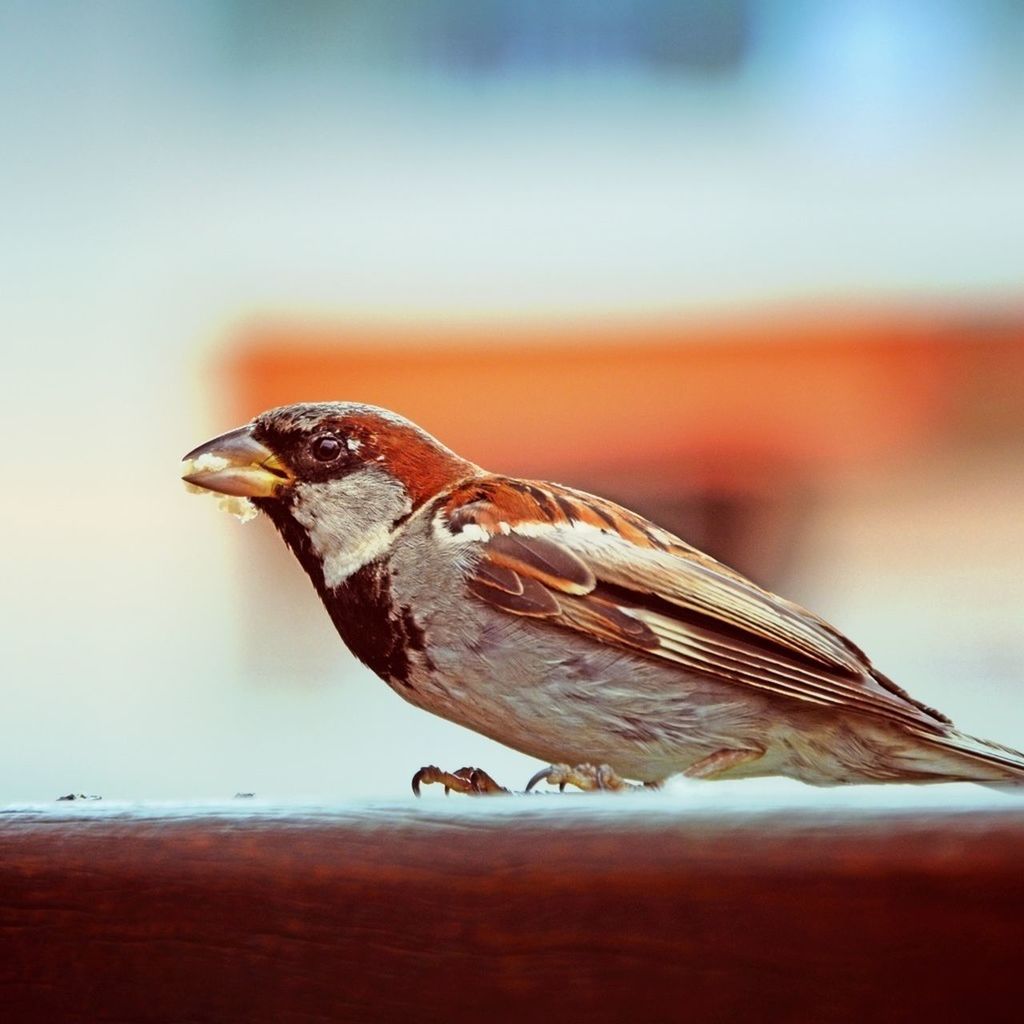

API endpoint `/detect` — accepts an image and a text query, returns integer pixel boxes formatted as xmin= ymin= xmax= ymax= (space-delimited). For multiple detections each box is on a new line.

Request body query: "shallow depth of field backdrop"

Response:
xmin=2 ymin=1 xmax=1022 ymax=802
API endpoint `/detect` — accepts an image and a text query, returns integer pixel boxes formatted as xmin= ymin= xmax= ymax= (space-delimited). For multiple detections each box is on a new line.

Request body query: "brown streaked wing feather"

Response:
xmin=446 ymin=478 xmax=950 ymax=731
xmin=558 ymin=593 xmax=661 ymax=649
xmin=452 ymin=477 xmax=862 ymax=673
xmin=536 ymin=480 xmax=892 ymax=678
xmin=629 ymin=606 xmax=947 ymax=729
xmin=472 ymin=558 xmax=525 ymax=595
xmin=466 ymin=573 xmax=560 ymax=617
xmin=558 ymin=593 xmax=847 ymax=710
xmin=484 ymin=533 xmax=595 ymax=594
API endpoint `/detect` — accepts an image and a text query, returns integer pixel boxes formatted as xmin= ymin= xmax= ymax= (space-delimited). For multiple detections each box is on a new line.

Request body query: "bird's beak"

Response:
xmin=181 ymin=426 xmax=293 ymax=498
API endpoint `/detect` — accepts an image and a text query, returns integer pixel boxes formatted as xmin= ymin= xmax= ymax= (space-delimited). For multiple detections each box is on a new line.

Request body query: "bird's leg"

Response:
xmin=411 ymin=765 xmax=510 ymax=797
xmin=525 ymin=762 xmax=643 ymax=793
xmin=413 ymin=761 xmax=659 ymax=796
xmin=684 ymin=748 xmax=764 ymax=779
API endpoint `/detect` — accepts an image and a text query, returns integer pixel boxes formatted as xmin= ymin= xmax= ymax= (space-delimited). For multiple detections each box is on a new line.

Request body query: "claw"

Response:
xmin=414 ymin=761 xmax=650 ymax=797
xmin=460 ymin=766 xmax=510 ymax=795
xmin=412 ymin=765 xmax=510 ymax=797
xmin=525 ymin=764 xmax=574 ymax=793
xmin=525 ymin=762 xmax=640 ymax=793
xmin=411 ymin=765 xmax=438 ymax=796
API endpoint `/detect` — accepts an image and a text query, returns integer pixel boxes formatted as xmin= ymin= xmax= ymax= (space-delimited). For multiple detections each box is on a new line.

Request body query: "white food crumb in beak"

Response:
xmin=180 ymin=455 xmax=259 ymax=523
xmin=191 ymin=452 xmax=230 ymax=472
xmin=215 ymin=495 xmax=258 ymax=523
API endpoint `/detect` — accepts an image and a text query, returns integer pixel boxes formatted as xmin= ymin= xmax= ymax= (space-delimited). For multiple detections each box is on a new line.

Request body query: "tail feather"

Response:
xmin=909 ymin=726 xmax=1024 ymax=784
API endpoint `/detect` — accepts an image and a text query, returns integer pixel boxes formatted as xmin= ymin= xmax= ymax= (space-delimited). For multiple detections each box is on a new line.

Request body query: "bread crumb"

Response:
xmin=216 ymin=495 xmax=258 ymax=522
xmin=182 ymin=457 xmax=259 ymax=523
xmin=191 ymin=452 xmax=230 ymax=473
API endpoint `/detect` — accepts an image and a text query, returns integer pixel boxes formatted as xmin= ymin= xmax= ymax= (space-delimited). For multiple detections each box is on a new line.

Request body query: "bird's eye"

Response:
xmin=310 ymin=434 xmax=344 ymax=462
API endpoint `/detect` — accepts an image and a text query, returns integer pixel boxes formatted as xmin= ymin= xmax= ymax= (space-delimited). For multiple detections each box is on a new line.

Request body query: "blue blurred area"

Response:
xmin=1 ymin=2 xmax=1022 ymax=803
xmin=3 ymin=0 xmax=1021 ymax=327
xmin=222 ymin=1 xmax=749 ymax=75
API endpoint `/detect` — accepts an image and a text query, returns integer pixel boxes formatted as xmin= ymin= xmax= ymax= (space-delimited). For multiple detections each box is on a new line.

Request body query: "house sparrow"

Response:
xmin=182 ymin=402 xmax=1024 ymax=792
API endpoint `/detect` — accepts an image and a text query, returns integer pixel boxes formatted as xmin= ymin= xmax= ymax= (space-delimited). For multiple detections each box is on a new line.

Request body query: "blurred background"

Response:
xmin=2 ymin=0 xmax=1022 ymax=803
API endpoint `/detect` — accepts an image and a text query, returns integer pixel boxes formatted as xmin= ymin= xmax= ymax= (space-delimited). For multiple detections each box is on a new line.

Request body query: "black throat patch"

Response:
xmin=328 ymin=560 xmax=425 ymax=689
xmin=255 ymin=497 xmax=423 ymax=689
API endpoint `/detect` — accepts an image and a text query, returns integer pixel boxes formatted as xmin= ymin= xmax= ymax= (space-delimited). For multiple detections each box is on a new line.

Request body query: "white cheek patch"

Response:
xmin=319 ymin=525 xmax=393 ymax=587
xmin=291 ymin=469 xmax=412 ymax=589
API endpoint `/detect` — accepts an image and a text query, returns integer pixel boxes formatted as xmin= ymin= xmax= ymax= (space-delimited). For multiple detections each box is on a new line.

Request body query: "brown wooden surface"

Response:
xmin=3 ymin=798 xmax=1023 ymax=1023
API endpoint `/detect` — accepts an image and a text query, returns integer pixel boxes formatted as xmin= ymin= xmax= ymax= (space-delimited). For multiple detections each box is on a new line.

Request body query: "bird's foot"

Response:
xmin=525 ymin=762 xmax=642 ymax=793
xmin=411 ymin=765 xmax=510 ymax=797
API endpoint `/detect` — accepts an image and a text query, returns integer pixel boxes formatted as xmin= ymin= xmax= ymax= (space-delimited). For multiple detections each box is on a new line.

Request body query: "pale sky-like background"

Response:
xmin=2 ymin=1 xmax=1023 ymax=804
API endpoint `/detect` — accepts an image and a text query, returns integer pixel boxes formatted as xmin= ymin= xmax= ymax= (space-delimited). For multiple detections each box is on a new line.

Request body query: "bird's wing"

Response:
xmin=437 ymin=476 xmax=950 ymax=733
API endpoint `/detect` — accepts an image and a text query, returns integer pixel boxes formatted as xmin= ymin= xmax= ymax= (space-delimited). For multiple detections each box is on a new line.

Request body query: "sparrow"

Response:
xmin=182 ymin=401 xmax=1024 ymax=793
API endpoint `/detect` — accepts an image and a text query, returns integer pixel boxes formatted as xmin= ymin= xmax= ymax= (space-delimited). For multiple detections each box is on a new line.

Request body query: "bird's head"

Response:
xmin=182 ymin=402 xmax=478 ymax=587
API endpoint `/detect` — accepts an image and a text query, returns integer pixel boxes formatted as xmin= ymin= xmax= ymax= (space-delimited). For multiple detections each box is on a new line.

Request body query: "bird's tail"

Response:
xmin=908 ymin=725 xmax=1024 ymax=786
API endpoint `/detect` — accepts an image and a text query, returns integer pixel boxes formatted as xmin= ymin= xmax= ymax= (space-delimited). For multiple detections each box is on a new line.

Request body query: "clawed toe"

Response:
xmin=412 ymin=761 xmax=650 ymax=796
xmin=411 ymin=765 xmax=510 ymax=797
xmin=525 ymin=763 xmax=569 ymax=792
xmin=525 ymin=762 xmax=636 ymax=793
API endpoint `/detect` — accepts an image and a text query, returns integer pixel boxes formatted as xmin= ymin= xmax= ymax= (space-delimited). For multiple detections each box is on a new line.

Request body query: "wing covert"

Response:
xmin=441 ymin=478 xmax=949 ymax=732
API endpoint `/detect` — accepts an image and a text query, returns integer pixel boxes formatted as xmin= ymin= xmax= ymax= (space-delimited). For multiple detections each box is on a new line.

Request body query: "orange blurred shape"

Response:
xmin=219 ymin=307 xmax=1021 ymax=489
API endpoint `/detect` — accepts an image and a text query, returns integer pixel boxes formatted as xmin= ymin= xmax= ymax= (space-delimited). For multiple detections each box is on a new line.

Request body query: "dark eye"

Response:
xmin=310 ymin=433 xmax=344 ymax=462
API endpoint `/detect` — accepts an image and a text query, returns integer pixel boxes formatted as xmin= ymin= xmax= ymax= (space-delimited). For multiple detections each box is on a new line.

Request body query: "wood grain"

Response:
xmin=2 ymin=800 xmax=1023 ymax=1023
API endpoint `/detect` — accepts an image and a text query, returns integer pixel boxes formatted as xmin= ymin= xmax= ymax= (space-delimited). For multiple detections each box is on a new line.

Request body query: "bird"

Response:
xmin=182 ymin=401 xmax=1024 ymax=793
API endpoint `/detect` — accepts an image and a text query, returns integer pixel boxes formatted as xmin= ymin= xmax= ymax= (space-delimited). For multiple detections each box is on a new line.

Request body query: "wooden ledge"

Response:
xmin=3 ymin=796 xmax=1023 ymax=1023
